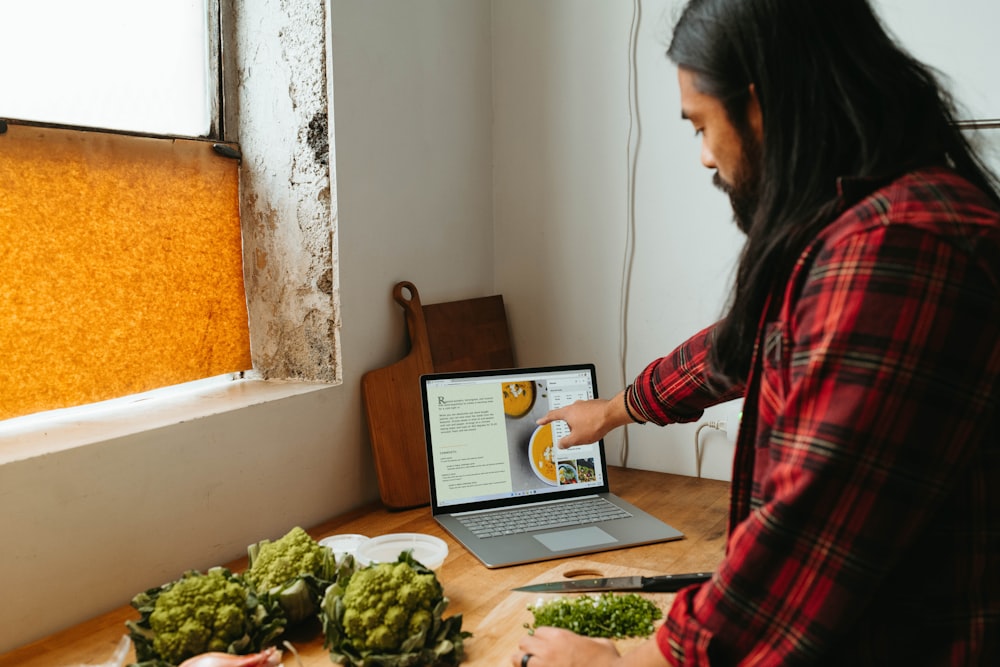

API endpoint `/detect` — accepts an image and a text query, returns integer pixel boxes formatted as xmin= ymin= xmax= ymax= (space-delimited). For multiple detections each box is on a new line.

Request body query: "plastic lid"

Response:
xmin=319 ymin=534 xmax=370 ymax=560
xmin=355 ymin=532 xmax=449 ymax=570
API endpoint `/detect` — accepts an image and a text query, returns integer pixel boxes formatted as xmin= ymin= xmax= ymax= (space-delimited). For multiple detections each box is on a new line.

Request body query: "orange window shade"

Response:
xmin=0 ymin=123 xmax=252 ymax=421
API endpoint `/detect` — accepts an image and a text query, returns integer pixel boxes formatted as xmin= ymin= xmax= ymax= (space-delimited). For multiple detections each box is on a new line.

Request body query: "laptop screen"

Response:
xmin=420 ymin=364 xmax=610 ymax=512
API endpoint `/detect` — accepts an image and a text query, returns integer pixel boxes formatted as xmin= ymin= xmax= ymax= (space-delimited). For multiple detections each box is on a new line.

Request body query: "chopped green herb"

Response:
xmin=524 ymin=593 xmax=662 ymax=638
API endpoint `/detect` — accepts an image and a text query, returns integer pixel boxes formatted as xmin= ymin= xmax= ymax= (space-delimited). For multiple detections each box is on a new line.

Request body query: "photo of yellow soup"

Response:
xmin=529 ymin=422 xmax=558 ymax=485
xmin=502 ymin=381 xmax=535 ymax=417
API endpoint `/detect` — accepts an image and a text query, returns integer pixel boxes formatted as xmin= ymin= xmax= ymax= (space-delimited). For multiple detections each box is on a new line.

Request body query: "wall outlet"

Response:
xmin=724 ymin=402 xmax=743 ymax=444
xmin=703 ymin=399 xmax=743 ymax=445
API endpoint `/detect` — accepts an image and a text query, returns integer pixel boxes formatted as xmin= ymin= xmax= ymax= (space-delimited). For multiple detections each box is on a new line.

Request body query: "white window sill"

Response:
xmin=0 ymin=375 xmax=333 ymax=466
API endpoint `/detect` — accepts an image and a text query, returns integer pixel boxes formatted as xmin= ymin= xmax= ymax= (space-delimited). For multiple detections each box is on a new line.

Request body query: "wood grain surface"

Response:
xmin=423 ymin=294 xmax=514 ymax=372
xmin=0 ymin=468 xmax=729 ymax=667
xmin=468 ymin=559 xmax=679 ymax=666
xmin=361 ymin=281 xmax=436 ymax=509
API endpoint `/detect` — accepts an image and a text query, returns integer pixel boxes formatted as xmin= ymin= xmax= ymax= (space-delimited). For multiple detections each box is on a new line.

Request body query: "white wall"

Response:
xmin=872 ymin=0 xmax=1000 ymax=121
xmin=0 ymin=0 xmax=495 ymax=652
xmin=491 ymin=0 xmax=1000 ymax=481
xmin=492 ymin=0 xmax=744 ymax=480
xmin=0 ymin=385 xmax=358 ymax=650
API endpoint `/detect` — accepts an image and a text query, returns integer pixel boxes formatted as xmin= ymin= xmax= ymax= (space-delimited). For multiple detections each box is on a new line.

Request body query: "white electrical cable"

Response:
xmin=694 ymin=421 xmax=726 ymax=478
xmin=620 ymin=0 xmax=642 ymax=468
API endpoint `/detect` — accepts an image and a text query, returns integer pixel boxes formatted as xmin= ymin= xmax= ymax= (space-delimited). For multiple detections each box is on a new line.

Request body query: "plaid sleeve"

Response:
xmin=658 ymin=192 xmax=1000 ymax=664
xmin=627 ymin=324 xmax=745 ymax=426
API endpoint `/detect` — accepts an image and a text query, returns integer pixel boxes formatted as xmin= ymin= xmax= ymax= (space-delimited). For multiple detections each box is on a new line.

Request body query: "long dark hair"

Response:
xmin=666 ymin=0 xmax=1000 ymax=385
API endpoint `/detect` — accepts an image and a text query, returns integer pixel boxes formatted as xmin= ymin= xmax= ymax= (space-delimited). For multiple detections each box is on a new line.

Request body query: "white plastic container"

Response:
xmin=355 ymin=532 xmax=449 ymax=570
xmin=319 ymin=534 xmax=370 ymax=563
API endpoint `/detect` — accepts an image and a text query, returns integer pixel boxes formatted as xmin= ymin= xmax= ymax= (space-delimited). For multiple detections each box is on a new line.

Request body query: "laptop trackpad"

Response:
xmin=534 ymin=526 xmax=618 ymax=552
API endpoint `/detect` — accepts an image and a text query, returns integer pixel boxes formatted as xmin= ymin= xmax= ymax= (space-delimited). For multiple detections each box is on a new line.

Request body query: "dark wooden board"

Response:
xmin=423 ymin=294 xmax=514 ymax=372
xmin=362 ymin=282 xmax=515 ymax=509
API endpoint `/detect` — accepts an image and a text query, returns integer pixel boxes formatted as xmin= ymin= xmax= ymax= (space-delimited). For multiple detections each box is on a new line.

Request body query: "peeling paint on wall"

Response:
xmin=307 ymin=111 xmax=330 ymax=166
xmin=231 ymin=0 xmax=341 ymax=383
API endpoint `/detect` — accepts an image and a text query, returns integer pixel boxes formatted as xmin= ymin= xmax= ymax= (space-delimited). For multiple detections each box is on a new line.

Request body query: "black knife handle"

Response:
xmin=640 ymin=572 xmax=712 ymax=592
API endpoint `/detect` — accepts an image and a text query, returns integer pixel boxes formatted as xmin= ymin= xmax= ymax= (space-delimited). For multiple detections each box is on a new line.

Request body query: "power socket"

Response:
xmin=694 ymin=400 xmax=743 ymax=479
xmin=704 ymin=400 xmax=743 ymax=444
xmin=723 ymin=403 xmax=742 ymax=444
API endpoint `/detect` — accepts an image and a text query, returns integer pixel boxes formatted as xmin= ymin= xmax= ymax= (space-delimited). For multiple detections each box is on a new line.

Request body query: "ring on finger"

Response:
xmin=521 ymin=653 xmax=533 ymax=667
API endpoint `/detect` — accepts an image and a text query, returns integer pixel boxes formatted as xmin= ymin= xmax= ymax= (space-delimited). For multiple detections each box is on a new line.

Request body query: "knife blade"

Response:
xmin=513 ymin=572 xmax=712 ymax=594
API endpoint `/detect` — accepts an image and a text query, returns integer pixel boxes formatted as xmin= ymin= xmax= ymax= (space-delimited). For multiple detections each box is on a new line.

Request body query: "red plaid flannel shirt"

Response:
xmin=627 ymin=167 xmax=1000 ymax=665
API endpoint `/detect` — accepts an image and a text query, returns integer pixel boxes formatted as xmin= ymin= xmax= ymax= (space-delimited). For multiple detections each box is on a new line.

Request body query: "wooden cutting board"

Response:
xmin=361 ymin=282 xmax=436 ymax=509
xmin=362 ymin=282 xmax=515 ymax=509
xmin=423 ymin=294 xmax=514 ymax=372
xmin=464 ymin=560 xmax=676 ymax=666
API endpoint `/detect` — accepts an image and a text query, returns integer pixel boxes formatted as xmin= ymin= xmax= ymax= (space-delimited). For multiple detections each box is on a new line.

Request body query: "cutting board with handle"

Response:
xmin=362 ymin=281 xmax=515 ymax=509
xmin=361 ymin=281 xmax=435 ymax=509
xmin=464 ymin=559 xmax=677 ymax=666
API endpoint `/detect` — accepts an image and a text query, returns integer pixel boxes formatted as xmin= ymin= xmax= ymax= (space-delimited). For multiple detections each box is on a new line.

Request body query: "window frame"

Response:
xmin=1 ymin=0 xmax=341 ymax=428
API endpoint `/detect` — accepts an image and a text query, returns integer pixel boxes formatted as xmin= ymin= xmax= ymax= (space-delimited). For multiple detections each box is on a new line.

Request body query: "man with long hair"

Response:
xmin=512 ymin=1 xmax=999 ymax=665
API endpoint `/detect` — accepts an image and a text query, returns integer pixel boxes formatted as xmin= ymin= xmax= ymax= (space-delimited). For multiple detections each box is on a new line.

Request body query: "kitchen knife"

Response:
xmin=513 ymin=572 xmax=712 ymax=594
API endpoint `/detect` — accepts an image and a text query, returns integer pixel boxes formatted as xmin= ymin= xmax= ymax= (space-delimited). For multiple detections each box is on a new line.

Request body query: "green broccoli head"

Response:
xmin=246 ymin=526 xmax=327 ymax=591
xmin=339 ymin=561 xmax=440 ymax=652
xmin=245 ymin=526 xmax=337 ymax=625
xmin=127 ymin=567 xmax=287 ymax=666
xmin=320 ymin=551 xmax=470 ymax=666
xmin=147 ymin=569 xmax=249 ymax=664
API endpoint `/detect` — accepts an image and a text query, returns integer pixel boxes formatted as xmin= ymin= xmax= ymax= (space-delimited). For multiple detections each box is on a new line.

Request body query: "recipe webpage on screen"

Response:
xmin=426 ymin=373 xmax=601 ymax=506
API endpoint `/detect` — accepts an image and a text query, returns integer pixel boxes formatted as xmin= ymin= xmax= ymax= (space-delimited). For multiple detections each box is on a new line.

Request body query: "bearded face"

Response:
xmin=712 ymin=125 xmax=763 ymax=234
xmin=677 ymin=67 xmax=764 ymax=234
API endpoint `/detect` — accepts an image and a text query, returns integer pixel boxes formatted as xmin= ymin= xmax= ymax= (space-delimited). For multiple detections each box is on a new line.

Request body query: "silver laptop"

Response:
xmin=420 ymin=364 xmax=683 ymax=568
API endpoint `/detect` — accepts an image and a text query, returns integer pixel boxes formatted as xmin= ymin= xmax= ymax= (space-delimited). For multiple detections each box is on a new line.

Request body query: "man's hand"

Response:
xmin=510 ymin=627 xmax=670 ymax=667
xmin=536 ymin=390 xmax=633 ymax=448
xmin=510 ymin=627 xmax=620 ymax=667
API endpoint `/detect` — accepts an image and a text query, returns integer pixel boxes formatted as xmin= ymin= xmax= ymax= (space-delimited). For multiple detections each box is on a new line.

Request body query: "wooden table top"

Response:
xmin=0 ymin=467 xmax=729 ymax=667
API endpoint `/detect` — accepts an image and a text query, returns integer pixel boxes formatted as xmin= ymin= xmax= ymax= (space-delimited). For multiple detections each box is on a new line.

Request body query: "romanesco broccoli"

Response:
xmin=320 ymin=551 xmax=470 ymax=667
xmin=245 ymin=526 xmax=338 ymax=624
xmin=148 ymin=569 xmax=247 ymax=663
xmin=340 ymin=560 xmax=439 ymax=651
xmin=126 ymin=567 xmax=286 ymax=667
xmin=246 ymin=526 xmax=326 ymax=590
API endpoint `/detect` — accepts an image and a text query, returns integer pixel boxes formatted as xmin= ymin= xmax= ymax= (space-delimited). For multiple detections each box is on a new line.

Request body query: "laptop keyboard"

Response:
xmin=457 ymin=497 xmax=632 ymax=538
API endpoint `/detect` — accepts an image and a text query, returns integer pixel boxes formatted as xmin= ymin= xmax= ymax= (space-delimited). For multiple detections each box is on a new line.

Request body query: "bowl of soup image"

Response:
xmin=528 ymin=423 xmax=558 ymax=485
xmin=502 ymin=380 xmax=536 ymax=418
